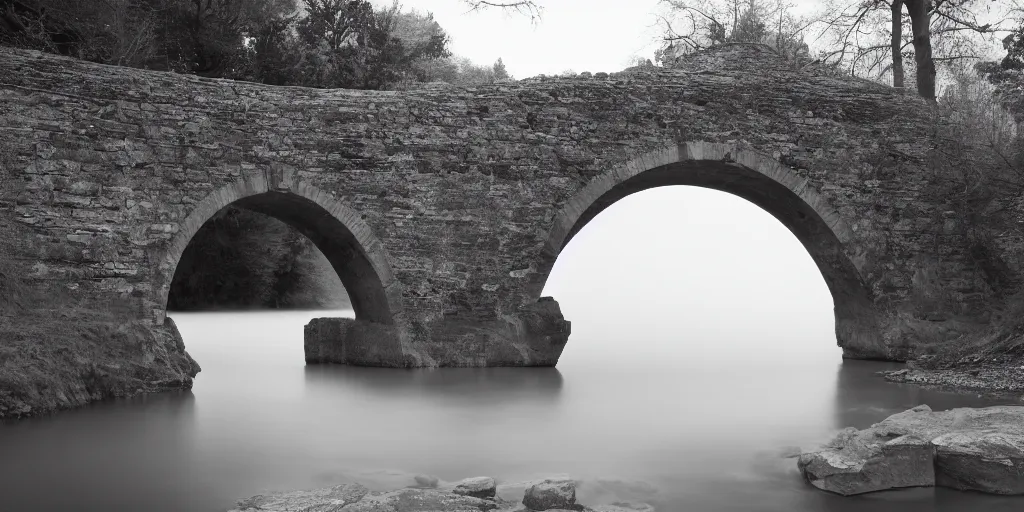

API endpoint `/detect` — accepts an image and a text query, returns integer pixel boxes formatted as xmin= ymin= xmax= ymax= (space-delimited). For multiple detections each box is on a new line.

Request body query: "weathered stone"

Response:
xmin=797 ymin=429 xmax=935 ymax=495
xmin=933 ymin=431 xmax=1024 ymax=495
xmin=304 ymin=317 xmax=412 ymax=367
xmin=450 ymin=477 xmax=497 ymax=499
xmin=1 ymin=43 xmax=1020 ymax=416
xmin=798 ymin=405 xmax=1024 ymax=496
xmin=523 ymin=479 xmax=580 ymax=511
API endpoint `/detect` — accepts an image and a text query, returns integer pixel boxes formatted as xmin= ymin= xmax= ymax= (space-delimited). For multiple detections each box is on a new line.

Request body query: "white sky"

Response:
xmin=397 ymin=0 xmax=821 ymax=78
xmin=540 ymin=187 xmax=838 ymax=363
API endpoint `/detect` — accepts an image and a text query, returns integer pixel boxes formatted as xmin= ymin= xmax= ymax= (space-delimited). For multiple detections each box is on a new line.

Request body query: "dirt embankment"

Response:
xmin=881 ymin=301 xmax=1024 ymax=399
xmin=0 ymin=217 xmax=199 ymax=420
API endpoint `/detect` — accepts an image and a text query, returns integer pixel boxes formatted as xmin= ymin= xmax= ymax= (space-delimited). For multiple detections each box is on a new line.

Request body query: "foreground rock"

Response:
xmin=523 ymin=479 xmax=581 ymax=511
xmin=230 ymin=477 xmax=654 ymax=512
xmin=449 ymin=477 xmax=497 ymax=499
xmin=798 ymin=405 xmax=1024 ymax=495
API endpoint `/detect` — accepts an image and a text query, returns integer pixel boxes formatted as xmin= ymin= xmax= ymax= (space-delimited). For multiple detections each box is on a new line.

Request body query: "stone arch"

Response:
xmin=529 ymin=141 xmax=888 ymax=360
xmin=153 ymin=173 xmax=403 ymax=327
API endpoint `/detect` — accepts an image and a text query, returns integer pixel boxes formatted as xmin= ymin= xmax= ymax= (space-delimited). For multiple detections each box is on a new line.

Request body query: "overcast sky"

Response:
xmin=398 ymin=0 xmax=820 ymax=78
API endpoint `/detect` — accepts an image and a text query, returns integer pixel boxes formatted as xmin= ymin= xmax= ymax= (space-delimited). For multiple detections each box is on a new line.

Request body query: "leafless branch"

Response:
xmin=462 ymin=0 xmax=542 ymax=23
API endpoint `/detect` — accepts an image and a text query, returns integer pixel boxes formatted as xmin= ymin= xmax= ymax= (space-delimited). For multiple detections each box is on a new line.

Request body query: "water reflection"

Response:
xmin=303 ymin=365 xmax=564 ymax=406
xmin=3 ymin=311 xmax=1024 ymax=512
xmin=0 ymin=391 xmax=198 ymax=511
xmin=786 ymin=360 xmax=1024 ymax=512
xmin=831 ymin=359 xmax=924 ymax=430
xmin=831 ymin=359 xmax=1021 ymax=430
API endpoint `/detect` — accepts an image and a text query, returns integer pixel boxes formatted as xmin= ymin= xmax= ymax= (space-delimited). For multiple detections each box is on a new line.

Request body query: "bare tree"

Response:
xmin=654 ymin=0 xmax=815 ymax=66
xmin=814 ymin=0 xmax=1017 ymax=101
xmin=461 ymin=0 xmax=542 ymax=22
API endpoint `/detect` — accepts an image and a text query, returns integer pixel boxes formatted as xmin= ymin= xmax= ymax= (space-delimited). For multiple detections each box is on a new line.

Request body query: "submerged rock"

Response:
xmin=231 ymin=484 xmax=501 ymax=512
xmin=234 ymin=483 xmax=370 ymax=511
xmin=414 ymin=474 xmax=440 ymax=488
xmin=590 ymin=503 xmax=655 ymax=512
xmin=229 ymin=476 xmax=654 ymax=512
xmin=798 ymin=405 xmax=1024 ymax=495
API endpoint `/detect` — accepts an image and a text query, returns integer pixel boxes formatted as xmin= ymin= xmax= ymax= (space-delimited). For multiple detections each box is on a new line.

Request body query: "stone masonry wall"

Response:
xmin=0 ymin=44 xmax=1010 ymax=415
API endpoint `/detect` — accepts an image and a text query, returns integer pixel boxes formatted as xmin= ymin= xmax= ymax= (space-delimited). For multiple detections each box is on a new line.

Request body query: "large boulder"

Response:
xmin=523 ymin=479 xmax=580 ymax=511
xmin=798 ymin=405 xmax=1024 ymax=495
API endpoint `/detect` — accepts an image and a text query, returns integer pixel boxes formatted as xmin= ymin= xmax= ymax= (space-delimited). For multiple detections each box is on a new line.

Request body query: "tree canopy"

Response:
xmin=655 ymin=0 xmax=1022 ymax=101
xmin=0 ymin=0 xmax=517 ymax=311
xmin=0 ymin=0 xmax=514 ymax=90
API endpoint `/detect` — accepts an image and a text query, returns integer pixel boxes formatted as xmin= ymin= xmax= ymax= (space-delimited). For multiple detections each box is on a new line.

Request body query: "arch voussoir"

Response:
xmin=157 ymin=176 xmax=403 ymax=327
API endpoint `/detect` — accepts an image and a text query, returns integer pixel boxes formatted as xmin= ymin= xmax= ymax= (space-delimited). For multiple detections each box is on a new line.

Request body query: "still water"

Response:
xmin=1 ymin=309 xmax=1022 ymax=511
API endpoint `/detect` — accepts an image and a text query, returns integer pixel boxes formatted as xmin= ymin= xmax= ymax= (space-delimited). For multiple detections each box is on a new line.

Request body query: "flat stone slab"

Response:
xmin=798 ymin=405 xmax=1024 ymax=495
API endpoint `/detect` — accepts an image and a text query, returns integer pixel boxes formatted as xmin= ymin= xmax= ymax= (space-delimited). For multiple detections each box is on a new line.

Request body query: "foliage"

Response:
xmin=0 ymin=0 xmax=160 ymax=67
xmin=933 ymin=62 xmax=1023 ymax=250
xmin=655 ymin=0 xmax=1020 ymax=99
xmin=290 ymin=0 xmax=449 ymax=89
xmin=405 ymin=54 xmax=514 ymax=86
xmin=809 ymin=0 xmax=1019 ymax=99
xmin=980 ymin=15 xmax=1024 ymax=125
xmin=1000 ymin=25 xmax=1024 ymax=71
xmin=0 ymin=0 xmax=481 ymax=90
xmin=655 ymin=0 xmax=812 ymax=67
xmin=493 ymin=57 xmax=509 ymax=79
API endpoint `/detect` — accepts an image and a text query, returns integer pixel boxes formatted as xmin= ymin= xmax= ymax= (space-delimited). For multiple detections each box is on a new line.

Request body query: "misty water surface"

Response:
xmin=1 ymin=187 xmax=1021 ymax=511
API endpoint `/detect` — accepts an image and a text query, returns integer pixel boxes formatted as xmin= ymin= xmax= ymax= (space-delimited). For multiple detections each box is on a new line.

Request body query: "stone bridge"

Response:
xmin=0 ymin=44 xmax=997 ymax=409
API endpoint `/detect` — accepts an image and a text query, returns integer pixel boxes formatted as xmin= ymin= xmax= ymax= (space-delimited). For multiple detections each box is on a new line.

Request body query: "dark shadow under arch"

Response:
xmin=531 ymin=142 xmax=888 ymax=360
xmin=155 ymin=176 xmax=402 ymax=327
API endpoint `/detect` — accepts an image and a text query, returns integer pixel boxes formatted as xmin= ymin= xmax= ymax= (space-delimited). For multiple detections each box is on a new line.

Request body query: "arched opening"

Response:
xmin=155 ymin=176 xmax=401 ymax=329
xmin=166 ymin=205 xmax=353 ymax=312
xmin=543 ymin=185 xmax=838 ymax=367
xmin=531 ymin=143 xmax=886 ymax=360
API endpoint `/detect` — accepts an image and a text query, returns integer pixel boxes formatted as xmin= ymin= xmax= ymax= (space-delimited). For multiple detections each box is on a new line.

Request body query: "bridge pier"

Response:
xmin=304 ymin=298 xmax=571 ymax=368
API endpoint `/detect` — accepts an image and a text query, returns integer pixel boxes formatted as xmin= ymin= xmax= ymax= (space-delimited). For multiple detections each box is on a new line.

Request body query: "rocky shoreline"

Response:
xmin=229 ymin=477 xmax=655 ymax=512
xmin=880 ymin=361 xmax=1024 ymax=400
xmin=798 ymin=404 xmax=1024 ymax=496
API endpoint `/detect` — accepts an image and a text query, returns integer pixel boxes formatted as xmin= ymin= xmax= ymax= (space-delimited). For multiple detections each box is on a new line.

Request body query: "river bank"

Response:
xmin=881 ymin=360 xmax=1024 ymax=398
xmin=880 ymin=325 xmax=1024 ymax=399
